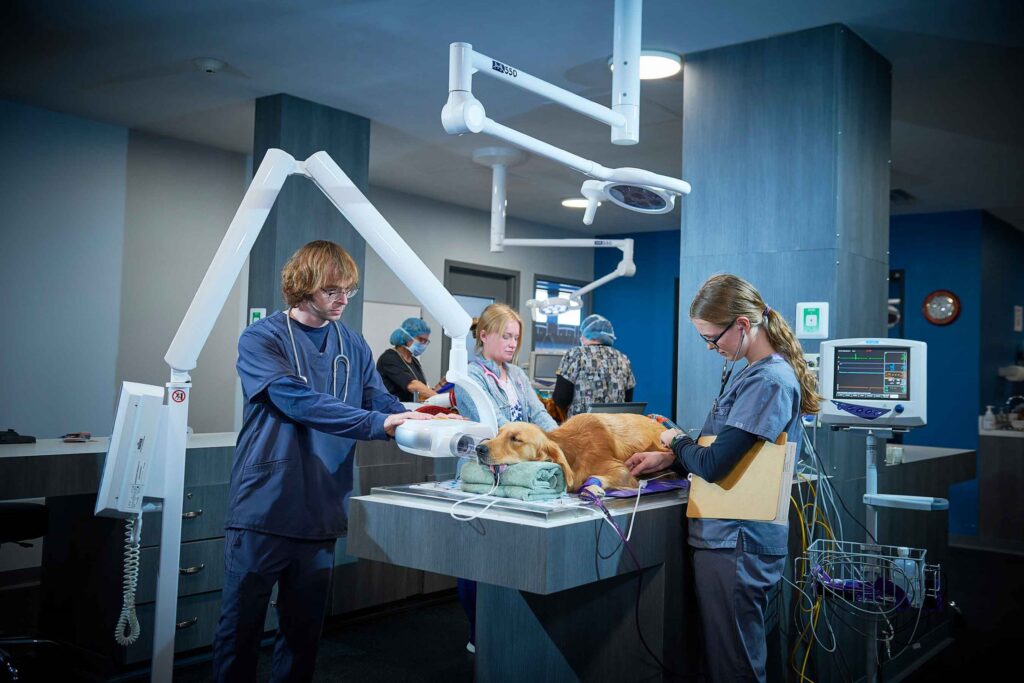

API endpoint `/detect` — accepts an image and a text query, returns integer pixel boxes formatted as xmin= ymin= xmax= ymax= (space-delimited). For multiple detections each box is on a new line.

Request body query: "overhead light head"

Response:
xmin=608 ymin=50 xmax=682 ymax=80
xmin=576 ymin=179 xmax=676 ymax=224
xmin=527 ymin=296 xmax=582 ymax=316
xmin=604 ymin=183 xmax=675 ymax=213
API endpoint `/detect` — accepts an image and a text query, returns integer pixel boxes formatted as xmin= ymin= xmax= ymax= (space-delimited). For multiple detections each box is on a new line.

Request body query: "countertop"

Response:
xmin=0 ymin=432 xmax=237 ymax=459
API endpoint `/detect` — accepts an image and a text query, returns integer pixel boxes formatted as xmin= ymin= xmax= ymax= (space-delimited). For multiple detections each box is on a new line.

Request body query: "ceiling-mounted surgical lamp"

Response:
xmin=474 ymin=147 xmax=637 ymax=313
xmin=442 ymin=0 xmax=691 ymax=225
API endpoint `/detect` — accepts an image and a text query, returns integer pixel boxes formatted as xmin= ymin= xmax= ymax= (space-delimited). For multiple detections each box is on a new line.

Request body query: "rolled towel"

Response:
xmin=460 ymin=461 xmax=566 ymax=501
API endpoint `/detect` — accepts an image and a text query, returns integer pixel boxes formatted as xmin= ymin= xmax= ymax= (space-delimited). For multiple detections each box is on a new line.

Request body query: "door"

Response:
xmin=442 ymin=261 xmax=519 ymax=376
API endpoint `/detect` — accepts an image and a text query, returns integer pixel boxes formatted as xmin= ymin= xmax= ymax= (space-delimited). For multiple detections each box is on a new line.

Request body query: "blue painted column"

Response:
xmin=249 ymin=93 xmax=370 ymax=332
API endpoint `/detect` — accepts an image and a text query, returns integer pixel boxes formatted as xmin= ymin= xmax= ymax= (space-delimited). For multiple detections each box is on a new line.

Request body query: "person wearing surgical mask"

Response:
xmin=376 ymin=317 xmax=438 ymax=401
xmin=553 ymin=314 xmax=636 ymax=418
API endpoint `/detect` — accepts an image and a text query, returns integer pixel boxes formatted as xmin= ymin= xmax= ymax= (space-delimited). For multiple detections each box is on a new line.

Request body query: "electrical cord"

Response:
xmin=449 ymin=471 xmax=504 ymax=522
xmin=580 ymin=489 xmax=694 ymax=680
xmin=808 ymin=436 xmax=877 ymax=544
xmin=115 ymin=514 xmax=143 ymax=646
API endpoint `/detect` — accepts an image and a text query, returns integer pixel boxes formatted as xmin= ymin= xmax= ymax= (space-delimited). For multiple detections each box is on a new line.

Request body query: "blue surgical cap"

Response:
xmin=389 ymin=317 xmax=431 ymax=346
xmin=581 ymin=314 xmax=616 ymax=345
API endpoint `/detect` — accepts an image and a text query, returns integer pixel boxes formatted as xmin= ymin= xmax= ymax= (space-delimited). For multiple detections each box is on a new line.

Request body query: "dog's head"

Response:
xmin=475 ymin=422 xmax=561 ymax=465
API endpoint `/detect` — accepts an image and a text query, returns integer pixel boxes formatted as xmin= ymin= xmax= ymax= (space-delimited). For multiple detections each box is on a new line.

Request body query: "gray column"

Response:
xmin=249 ymin=93 xmax=370 ymax=332
xmin=677 ymin=24 xmax=890 ymax=427
xmin=677 ymin=24 xmax=892 ymax=682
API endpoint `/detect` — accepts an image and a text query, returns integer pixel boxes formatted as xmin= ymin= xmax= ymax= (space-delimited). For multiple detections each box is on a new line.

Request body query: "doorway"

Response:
xmin=442 ymin=261 xmax=520 ymax=375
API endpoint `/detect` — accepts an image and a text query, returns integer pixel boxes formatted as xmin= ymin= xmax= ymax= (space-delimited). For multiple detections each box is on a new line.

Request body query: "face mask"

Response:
xmin=410 ymin=341 xmax=428 ymax=357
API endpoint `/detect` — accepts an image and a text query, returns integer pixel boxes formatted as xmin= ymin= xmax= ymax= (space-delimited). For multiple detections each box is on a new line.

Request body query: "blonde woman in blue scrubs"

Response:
xmin=627 ymin=274 xmax=820 ymax=683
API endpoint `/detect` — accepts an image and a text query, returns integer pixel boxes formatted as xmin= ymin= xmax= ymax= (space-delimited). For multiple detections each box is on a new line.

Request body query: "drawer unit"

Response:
xmin=137 ymin=537 xmax=225 ymax=604
xmin=141 ymin=483 xmax=229 ymax=547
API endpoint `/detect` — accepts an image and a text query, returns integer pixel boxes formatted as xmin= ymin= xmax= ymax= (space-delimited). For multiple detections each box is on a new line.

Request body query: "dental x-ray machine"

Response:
xmin=95 ymin=148 xmax=497 ymax=682
xmin=442 ymin=0 xmax=691 ymax=227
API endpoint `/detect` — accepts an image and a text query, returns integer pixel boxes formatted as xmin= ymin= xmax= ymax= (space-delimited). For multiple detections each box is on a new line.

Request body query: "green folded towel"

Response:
xmin=460 ymin=461 xmax=566 ymax=501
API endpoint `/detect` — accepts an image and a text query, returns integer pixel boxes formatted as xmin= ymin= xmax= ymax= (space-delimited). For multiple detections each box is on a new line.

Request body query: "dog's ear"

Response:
xmin=539 ymin=439 xmax=565 ymax=464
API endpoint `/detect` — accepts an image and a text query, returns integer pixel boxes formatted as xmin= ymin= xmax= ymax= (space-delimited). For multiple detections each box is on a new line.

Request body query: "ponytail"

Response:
xmin=762 ymin=309 xmax=820 ymax=414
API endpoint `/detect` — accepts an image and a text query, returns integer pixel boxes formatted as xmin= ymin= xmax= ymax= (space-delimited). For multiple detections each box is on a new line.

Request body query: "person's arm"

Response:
xmin=453 ymin=366 xmax=507 ymax=426
xmin=552 ymin=375 xmax=575 ymax=409
xmin=406 ymin=378 xmax=437 ymax=399
xmin=670 ymin=425 xmax=760 ymax=482
xmin=265 ymin=375 xmax=391 ymax=440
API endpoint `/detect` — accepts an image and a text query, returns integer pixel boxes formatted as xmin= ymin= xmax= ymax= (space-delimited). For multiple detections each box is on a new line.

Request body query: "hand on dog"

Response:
xmin=626 ymin=450 xmax=676 ymax=477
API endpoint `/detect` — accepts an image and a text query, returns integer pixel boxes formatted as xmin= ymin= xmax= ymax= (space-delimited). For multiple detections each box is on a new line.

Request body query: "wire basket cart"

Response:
xmin=799 ymin=539 xmax=942 ymax=613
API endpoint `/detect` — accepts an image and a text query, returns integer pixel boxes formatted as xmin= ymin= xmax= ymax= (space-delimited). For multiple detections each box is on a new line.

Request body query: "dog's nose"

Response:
xmin=476 ymin=442 xmax=490 ymax=463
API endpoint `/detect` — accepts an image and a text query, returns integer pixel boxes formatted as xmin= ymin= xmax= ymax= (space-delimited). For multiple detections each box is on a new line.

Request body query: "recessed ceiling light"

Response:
xmin=562 ymin=198 xmax=601 ymax=209
xmin=608 ymin=50 xmax=682 ymax=80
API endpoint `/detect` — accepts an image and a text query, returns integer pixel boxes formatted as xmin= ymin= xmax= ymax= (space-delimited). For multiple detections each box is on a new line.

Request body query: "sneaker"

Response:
xmin=466 ymin=642 xmax=476 ymax=654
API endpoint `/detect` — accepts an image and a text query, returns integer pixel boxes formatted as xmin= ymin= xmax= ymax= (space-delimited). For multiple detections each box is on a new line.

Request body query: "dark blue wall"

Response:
xmin=889 ymin=211 xmax=982 ymax=451
xmin=592 ymin=230 xmax=680 ymax=418
xmin=888 ymin=210 xmax=1024 ymax=537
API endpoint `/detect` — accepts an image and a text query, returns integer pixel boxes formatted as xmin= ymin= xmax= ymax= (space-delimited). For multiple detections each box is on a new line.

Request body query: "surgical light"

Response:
xmin=527 ymin=296 xmax=582 ymax=316
xmin=608 ymin=50 xmax=682 ymax=80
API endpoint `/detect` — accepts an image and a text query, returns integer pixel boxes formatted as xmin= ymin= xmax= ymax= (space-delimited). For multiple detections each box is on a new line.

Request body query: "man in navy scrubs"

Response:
xmin=213 ymin=240 xmax=431 ymax=682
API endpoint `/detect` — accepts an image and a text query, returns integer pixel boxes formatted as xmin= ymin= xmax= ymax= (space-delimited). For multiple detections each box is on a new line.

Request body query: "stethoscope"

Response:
xmin=285 ymin=310 xmax=351 ymax=402
xmin=715 ymin=328 xmax=747 ymax=404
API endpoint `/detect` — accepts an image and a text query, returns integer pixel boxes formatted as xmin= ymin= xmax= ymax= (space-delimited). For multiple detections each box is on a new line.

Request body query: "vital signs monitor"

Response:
xmin=819 ymin=339 xmax=927 ymax=428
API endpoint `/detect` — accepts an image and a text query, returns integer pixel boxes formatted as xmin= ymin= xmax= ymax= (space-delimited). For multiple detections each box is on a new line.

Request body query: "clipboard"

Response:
xmin=685 ymin=432 xmax=795 ymax=521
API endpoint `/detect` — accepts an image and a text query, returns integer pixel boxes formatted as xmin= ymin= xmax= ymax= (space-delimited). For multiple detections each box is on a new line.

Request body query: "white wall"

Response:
xmin=364 ymin=186 xmax=594 ymax=382
xmin=0 ymin=99 xmax=590 ymax=439
xmin=117 ymin=131 xmax=248 ymax=434
xmin=0 ymin=100 xmax=128 ymax=439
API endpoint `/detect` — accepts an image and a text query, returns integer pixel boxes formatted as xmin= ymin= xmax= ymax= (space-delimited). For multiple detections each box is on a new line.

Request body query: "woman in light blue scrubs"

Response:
xmin=452 ymin=303 xmax=557 ymax=653
xmin=627 ymin=274 xmax=820 ymax=682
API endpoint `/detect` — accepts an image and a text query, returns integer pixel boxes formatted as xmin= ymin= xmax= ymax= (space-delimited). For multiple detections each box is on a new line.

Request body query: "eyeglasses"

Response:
xmin=697 ymin=318 xmax=736 ymax=349
xmin=414 ymin=336 xmax=431 ymax=346
xmin=321 ymin=286 xmax=359 ymax=301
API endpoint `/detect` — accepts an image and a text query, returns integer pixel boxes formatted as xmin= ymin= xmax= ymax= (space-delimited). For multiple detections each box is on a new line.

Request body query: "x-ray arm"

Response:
xmin=164 ymin=148 xmax=498 ymax=432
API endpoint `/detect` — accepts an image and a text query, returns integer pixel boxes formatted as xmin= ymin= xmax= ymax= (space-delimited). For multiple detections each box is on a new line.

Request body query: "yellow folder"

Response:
xmin=685 ymin=432 xmax=790 ymax=521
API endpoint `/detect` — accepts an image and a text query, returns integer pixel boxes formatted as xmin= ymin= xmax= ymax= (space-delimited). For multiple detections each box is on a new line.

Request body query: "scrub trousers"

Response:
xmin=692 ymin=539 xmax=785 ymax=682
xmin=213 ymin=528 xmax=336 ymax=683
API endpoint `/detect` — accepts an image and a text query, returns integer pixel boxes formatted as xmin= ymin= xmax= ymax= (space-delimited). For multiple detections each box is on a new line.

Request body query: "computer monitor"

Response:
xmin=588 ymin=402 xmax=648 ymax=414
xmin=94 ymin=382 xmax=165 ymax=518
xmin=819 ymin=339 xmax=926 ymax=428
xmin=529 ymin=349 xmax=565 ymax=388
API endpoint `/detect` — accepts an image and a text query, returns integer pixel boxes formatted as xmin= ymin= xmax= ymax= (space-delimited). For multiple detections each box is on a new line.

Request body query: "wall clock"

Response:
xmin=922 ymin=289 xmax=960 ymax=325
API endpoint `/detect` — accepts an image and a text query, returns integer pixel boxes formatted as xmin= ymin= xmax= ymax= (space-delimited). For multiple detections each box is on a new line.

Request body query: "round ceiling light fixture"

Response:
xmin=608 ymin=50 xmax=682 ymax=80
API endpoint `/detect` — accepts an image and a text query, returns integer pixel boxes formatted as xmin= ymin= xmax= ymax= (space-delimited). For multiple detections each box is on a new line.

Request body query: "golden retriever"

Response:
xmin=475 ymin=413 xmax=671 ymax=492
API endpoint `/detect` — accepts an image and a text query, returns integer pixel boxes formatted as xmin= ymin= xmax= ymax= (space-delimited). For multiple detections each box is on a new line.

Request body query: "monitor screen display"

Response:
xmin=532 ymin=353 xmax=563 ymax=380
xmin=832 ymin=346 xmax=911 ymax=401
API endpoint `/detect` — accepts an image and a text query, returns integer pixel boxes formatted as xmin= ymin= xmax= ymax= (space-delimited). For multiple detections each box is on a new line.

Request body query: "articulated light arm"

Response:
xmin=442 ymin=1 xmax=690 ymax=225
xmin=164 ymin=149 xmax=498 ymax=433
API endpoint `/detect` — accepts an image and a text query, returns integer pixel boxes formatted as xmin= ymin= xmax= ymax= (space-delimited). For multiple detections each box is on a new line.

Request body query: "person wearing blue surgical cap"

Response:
xmin=553 ymin=314 xmax=636 ymax=418
xmin=376 ymin=317 xmax=438 ymax=402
